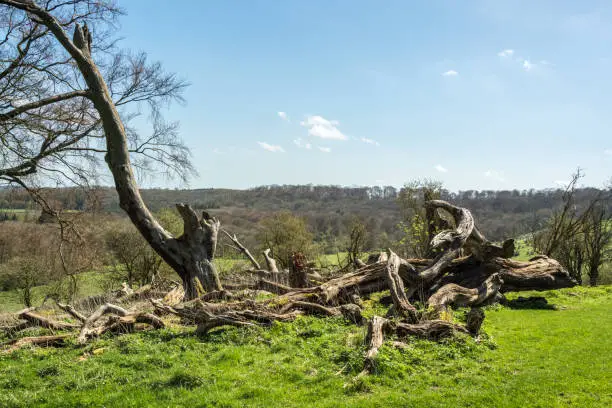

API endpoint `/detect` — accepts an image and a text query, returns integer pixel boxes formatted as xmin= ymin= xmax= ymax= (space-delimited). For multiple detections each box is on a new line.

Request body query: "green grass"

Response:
xmin=0 ymin=286 xmax=610 ymax=407
xmin=0 ymin=270 xmax=112 ymax=313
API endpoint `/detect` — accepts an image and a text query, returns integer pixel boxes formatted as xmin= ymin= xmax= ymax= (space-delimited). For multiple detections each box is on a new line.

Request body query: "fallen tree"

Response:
xmin=0 ymin=199 xmax=576 ymax=375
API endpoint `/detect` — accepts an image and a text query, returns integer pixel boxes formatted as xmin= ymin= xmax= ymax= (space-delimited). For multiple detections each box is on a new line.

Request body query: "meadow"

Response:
xmin=0 ymin=285 xmax=610 ymax=407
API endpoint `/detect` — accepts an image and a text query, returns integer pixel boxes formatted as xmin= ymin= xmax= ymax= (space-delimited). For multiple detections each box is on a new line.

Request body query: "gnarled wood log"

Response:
xmin=491 ymin=256 xmax=576 ymax=292
xmin=434 ymin=255 xmax=576 ymax=292
xmin=385 ymin=250 xmax=418 ymax=322
xmin=465 ymin=308 xmax=485 ymax=336
xmin=78 ymin=303 xmax=129 ymax=343
xmin=428 ymin=273 xmax=503 ymax=314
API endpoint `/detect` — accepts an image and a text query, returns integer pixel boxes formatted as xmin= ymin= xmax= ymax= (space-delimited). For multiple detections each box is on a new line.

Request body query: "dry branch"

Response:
xmin=222 ymin=230 xmax=261 ymax=270
xmin=18 ymin=309 xmax=79 ymax=330
xmin=2 ymin=335 xmax=72 ymax=353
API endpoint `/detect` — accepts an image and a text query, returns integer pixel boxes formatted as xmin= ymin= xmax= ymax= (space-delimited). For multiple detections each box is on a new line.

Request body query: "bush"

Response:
xmin=257 ymin=211 xmax=318 ymax=269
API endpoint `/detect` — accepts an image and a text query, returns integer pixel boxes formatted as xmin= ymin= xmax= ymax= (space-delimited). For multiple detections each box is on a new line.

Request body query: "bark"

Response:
xmin=492 ymin=256 xmax=576 ymax=291
xmin=289 ymin=253 xmax=309 ymax=288
xmin=393 ymin=320 xmax=469 ymax=340
xmin=465 ymin=308 xmax=485 ymax=336
xmin=175 ymin=205 xmax=223 ymax=298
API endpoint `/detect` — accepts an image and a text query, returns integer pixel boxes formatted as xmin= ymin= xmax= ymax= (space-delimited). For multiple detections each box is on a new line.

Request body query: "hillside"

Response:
xmin=1 ymin=185 xmax=607 ymax=253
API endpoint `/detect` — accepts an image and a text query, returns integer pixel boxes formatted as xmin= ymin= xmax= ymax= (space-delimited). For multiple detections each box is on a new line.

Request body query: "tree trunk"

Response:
xmin=15 ymin=9 xmax=223 ymax=300
xmin=175 ymin=205 xmax=222 ymax=298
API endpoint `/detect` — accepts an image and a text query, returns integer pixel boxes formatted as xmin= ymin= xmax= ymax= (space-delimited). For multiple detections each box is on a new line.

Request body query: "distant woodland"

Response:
xmin=1 ymin=184 xmax=607 ymax=255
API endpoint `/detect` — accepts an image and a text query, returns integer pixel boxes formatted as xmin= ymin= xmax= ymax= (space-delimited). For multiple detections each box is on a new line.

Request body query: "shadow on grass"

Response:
xmin=505 ymin=296 xmax=557 ymax=310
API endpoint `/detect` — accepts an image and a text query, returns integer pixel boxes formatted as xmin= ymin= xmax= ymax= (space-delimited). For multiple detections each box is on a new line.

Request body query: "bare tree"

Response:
xmin=533 ymin=169 xmax=610 ymax=284
xmin=583 ymin=205 xmax=611 ymax=286
xmin=0 ymin=0 xmax=220 ymax=299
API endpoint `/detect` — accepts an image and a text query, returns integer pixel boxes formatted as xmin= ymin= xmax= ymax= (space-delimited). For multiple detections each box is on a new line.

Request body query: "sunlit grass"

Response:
xmin=0 ymin=286 xmax=610 ymax=407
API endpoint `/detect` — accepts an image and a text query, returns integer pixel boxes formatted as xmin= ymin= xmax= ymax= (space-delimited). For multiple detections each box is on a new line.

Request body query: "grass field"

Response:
xmin=0 ymin=286 xmax=610 ymax=407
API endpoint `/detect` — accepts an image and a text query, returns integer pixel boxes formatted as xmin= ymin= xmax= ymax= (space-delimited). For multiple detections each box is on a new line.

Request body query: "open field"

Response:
xmin=0 ymin=286 xmax=610 ymax=407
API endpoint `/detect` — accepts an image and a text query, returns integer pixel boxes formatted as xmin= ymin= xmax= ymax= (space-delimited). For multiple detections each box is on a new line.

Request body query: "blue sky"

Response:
xmin=118 ymin=0 xmax=612 ymax=191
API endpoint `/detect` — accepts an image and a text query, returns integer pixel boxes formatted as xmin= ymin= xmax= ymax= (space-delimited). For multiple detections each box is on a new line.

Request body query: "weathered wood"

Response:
xmin=435 ymin=255 xmax=576 ymax=292
xmin=289 ymin=252 xmax=309 ymax=288
xmin=2 ymin=335 xmax=71 ymax=353
xmin=279 ymin=301 xmax=341 ymax=317
xmin=18 ymin=309 xmax=79 ymax=330
xmin=394 ymin=320 xmax=469 ymax=340
xmin=465 ymin=308 xmax=485 ymax=336
xmin=55 ymin=302 xmax=87 ymax=323
xmin=263 ymin=248 xmax=279 ymax=273
xmin=256 ymin=279 xmax=294 ymax=294
xmin=359 ymin=316 xmax=389 ymax=376
xmin=175 ymin=205 xmax=223 ymax=298
xmin=385 ymin=250 xmax=418 ymax=322
xmin=491 ymin=256 xmax=576 ymax=292
xmin=428 ymin=273 xmax=503 ymax=313
xmin=78 ymin=303 xmax=128 ymax=343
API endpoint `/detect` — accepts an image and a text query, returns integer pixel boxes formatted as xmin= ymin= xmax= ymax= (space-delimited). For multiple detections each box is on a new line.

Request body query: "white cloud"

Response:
xmin=360 ymin=137 xmax=380 ymax=146
xmin=277 ymin=111 xmax=289 ymax=122
xmin=318 ymin=146 xmax=331 ymax=153
xmin=484 ymin=170 xmax=505 ymax=182
xmin=522 ymin=60 xmax=534 ymax=71
xmin=604 ymin=148 xmax=612 ymax=155
xmin=257 ymin=142 xmax=285 ymax=153
xmin=300 ymin=115 xmax=348 ymax=140
xmin=442 ymin=70 xmax=458 ymax=77
xmin=293 ymin=138 xmax=312 ymax=150
xmin=498 ymin=49 xmax=514 ymax=58
xmin=435 ymin=164 xmax=448 ymax=173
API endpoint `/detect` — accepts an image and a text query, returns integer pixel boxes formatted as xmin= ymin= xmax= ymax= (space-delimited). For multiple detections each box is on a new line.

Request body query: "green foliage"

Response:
xmin=156 ymin=207 xmax=184 ymax=236
xmin=397 ymin=179 xmax=443 ymax=258
xmin=257 ymin=211 xmax=318 ymax=268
